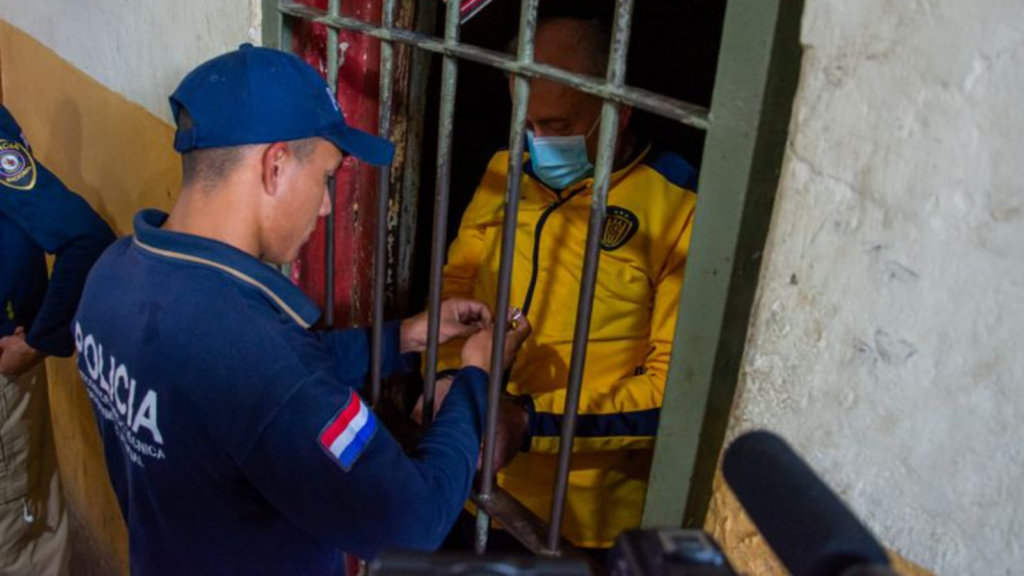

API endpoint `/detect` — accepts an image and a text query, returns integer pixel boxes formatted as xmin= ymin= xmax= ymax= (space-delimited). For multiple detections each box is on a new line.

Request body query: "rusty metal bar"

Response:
xmin=323 ymin=0 xmax=341 ymax=329
xmin=545 ymin=0 xmax=635 ymax=555
xmin=474 ymin=0 xmax=541 ymax=554
xmin=276 ymin=2 xmax=709 ymax=131
xmin=325 ymin=174 xmax=336 ymax=328
xmin=370 ymin=0 xmax=398 ymax=406
xmin=269 ymin=1 xmax=292 ymax=279
xmin=420 ymin=0 xmax=462 ymax=426
xmin=470 ymin=486 xmax=597 ymax=571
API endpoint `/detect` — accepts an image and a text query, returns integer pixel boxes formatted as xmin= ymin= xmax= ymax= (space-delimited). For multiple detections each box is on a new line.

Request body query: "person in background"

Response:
xmin=1 ymin=103 xmax=116 ymax=575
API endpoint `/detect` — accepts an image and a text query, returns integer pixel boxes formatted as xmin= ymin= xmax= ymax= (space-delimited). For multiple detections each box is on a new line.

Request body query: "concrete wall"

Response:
xmin=2 ymin=0 xmax=261 ymax=122
xmin=712 ymin=0 xmax=1024 ymax=573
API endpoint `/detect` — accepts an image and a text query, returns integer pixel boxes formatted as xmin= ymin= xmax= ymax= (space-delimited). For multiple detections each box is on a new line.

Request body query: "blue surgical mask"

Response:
xmin=526 ymin=119 xmax=599 ymax=190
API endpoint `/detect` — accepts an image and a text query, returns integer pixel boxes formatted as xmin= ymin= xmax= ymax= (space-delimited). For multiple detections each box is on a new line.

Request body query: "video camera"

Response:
xmin=370 ymin=431 xmax=898 ymax=576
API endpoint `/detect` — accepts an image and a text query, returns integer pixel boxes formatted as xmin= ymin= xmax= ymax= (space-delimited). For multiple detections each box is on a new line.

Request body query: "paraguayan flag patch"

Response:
xmin=318 ymin=393 xmax=378 ymax=471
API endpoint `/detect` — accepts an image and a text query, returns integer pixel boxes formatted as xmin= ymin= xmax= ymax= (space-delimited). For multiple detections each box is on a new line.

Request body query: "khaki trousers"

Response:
xmin=0 ymin=364 xmax=69 ymax=575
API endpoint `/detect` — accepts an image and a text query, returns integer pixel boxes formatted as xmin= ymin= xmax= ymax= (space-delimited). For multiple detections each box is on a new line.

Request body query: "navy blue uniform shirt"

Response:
xmin=74 ymin=209 xmax=489 ymax=575
xmin=0 ymin=105 xmax=115 ymax=355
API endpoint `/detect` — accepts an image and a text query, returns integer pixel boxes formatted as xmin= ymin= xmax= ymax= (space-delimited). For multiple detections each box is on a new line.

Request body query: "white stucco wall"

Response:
xmin=1 ymin=0 xmax=262 ymax=122
xmin=733 ymin=0 xmax=1024 ymax=573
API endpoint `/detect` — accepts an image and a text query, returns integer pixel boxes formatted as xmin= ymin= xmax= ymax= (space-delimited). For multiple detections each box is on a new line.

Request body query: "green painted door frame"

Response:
xmin=642 ymin=0 xmax=806 ymax=529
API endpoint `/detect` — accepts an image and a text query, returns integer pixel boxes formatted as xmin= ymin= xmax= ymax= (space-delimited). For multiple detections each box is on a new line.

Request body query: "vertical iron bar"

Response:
xmin=421 ymin=0 xmax=463 ymax=426
xmin=325 ymin=178 xmax=336 ymax=328
xmin=262 ymin=0 xmax=284 ymax=49
xmin=271 ymin=1 xmax=293 ymax=280
xmin=324 ymin=0 xmax=342 ymax=328
xmin=279 ymin=2 xmax=294 ymax=53
xmin=370 ymin=0 xmax=398 ymax=406
xmin=474 ymin=0 xmax=541 ymax=556
xmin=546 ymin=0 xmax=635 ymax=554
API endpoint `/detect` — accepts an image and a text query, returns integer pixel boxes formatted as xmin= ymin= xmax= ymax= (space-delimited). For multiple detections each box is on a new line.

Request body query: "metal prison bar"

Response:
xmin=420 ymin=0 xmax=462 ymax=428
xmin=545 ymin=0 xmax=632 ymax=553
xmin=475 ymin=0 xmax=537 ymax=556
xmin=264 ymin=0 xmax=782 ymax=561
xmin=267 ymin=0 xmax=713 ymax=559
xmin=323 ymin=0 xmax=341 ymax=329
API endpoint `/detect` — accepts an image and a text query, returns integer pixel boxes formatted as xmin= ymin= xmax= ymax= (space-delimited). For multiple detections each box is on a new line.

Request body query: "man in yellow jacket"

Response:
xmin=433 ymin=14 xmax=698 ymax=556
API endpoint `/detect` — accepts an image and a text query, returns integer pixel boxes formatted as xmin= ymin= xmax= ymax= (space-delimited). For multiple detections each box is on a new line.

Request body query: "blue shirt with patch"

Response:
xmin=74 ymin=209 xmax=489 ymax=575
xmin=0 ymin=105 xmax=115 ymax=355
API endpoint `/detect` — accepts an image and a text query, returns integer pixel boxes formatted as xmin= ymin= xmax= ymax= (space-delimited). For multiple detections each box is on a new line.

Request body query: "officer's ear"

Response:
xmin=261 ymin=142 xmax=290 ymax=197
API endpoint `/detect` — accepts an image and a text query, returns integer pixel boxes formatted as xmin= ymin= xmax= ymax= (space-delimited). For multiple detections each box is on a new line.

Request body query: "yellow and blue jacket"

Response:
xmin=437 ymin=145 xmax=698 ymax=548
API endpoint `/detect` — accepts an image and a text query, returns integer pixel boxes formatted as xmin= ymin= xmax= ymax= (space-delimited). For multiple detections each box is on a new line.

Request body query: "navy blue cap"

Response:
xmin=169 ymin=44 xmax=394 ymax=166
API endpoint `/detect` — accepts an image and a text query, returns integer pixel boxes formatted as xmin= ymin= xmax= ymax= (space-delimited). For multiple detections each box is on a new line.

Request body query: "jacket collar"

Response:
xmin=131 ymin=209 xmax=320 ymax=328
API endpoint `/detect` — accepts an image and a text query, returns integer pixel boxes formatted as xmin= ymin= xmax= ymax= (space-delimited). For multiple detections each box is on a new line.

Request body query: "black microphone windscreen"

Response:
xmin=722 ymin=431 xmax=891 ymax=576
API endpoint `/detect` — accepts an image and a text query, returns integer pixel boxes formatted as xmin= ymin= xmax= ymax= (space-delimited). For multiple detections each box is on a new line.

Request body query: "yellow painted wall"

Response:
xmin=0 ymin=19 xmax=181 ymax=573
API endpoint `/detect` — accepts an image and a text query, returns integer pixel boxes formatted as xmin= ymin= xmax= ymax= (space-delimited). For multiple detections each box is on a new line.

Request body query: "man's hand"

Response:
xmin=400 ymin=298 xmax=492 ymax=353
xmin=480 ymin=395 xmax=530 ymax=474
xmin=0 ymin=327 xmax=45 ymax=378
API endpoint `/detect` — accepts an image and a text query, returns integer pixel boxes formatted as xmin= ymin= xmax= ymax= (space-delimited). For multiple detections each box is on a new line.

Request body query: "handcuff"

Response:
xmin=508 ymin=306 xmax=523 ymax=331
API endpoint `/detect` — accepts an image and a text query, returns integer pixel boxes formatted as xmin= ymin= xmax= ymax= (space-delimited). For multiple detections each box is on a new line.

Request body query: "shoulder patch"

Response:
xmin=0 ymin=139 xmax=36 ymax=190
xmin=317 ymin=393 xmax=378 ymax=472
xmin=601 ymin=206 xmax=640 ymax=251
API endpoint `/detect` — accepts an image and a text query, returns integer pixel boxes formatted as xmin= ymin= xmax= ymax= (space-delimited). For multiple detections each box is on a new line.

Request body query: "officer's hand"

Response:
xmin=460 ymin=311 xmax=532 ymax=373
xmin=439 ymin=298 xmax=493 ymax=342
xmin=0 ymin=327 xmax=45 ymax=378
xmin=400 ymin=298 xmax=492 ymax=353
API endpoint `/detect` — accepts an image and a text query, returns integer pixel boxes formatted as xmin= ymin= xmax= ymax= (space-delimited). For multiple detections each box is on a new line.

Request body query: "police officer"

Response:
xmin=0 ymin=104 xmax=116 ymax=574
xmin=72 ymin=44 xmax=531 ymax=575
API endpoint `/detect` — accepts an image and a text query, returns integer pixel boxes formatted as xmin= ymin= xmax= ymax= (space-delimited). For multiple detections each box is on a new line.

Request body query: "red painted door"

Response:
xmin=291 ymin=0 xmax=384 ymax=328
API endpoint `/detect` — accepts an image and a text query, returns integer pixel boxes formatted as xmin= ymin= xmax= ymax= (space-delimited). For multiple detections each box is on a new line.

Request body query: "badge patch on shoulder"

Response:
xmin=318 ymin=393 xmax=378 ymax=471
xmin=601 ymin=206 xmax=639 ymax=251
xmin=0 ymin=140 xmax=37 ymax=191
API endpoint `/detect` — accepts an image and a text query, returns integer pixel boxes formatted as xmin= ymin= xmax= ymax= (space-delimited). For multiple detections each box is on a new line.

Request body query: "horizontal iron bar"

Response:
xmin=277 ymin=2 xmax=709 ymax=130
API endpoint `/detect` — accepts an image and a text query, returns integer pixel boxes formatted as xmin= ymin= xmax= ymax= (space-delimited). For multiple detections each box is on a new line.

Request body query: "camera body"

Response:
xmin=608 ymin=529 xmax=736 ymax=576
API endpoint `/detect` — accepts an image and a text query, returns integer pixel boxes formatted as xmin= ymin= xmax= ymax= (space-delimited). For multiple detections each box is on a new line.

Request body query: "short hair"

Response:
xmin=508 ymin=14 xmax=613 ymax=78
xmin=176 ymin=108 xmax=317 ymax=189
